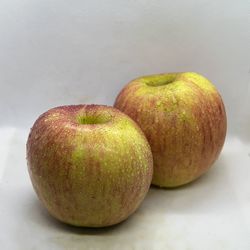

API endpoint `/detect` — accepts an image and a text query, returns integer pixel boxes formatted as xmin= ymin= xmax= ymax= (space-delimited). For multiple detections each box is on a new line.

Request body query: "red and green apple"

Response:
xmin=27 ymin=105 xmax=153 ymax=227
xmin=114 ymin=72 xmax=227 ymax=188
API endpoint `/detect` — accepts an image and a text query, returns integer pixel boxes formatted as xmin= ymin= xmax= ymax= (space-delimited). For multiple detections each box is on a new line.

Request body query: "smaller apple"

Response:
xmin=114 ymin=72 xmax=227 ymax=187
xmin=27 ymin=105 xmax=153 ymax=227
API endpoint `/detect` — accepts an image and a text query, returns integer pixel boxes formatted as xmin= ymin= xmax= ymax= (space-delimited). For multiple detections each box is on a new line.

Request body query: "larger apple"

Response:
xmin=114 ymin=72 xmax=227 ymax=187
xmin=27 ymin=105 xmax=153 ymax=227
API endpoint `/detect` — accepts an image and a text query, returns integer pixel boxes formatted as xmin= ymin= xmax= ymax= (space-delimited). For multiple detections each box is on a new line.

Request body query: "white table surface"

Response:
xmin=0 ymin=127 xmax=250 ymax=250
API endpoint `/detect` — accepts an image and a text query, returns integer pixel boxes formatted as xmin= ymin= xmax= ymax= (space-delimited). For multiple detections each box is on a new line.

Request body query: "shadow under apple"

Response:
xmin=32 ymin=154 xmax=230 ymax=227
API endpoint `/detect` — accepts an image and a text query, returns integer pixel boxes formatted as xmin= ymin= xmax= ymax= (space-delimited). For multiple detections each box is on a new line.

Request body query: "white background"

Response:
xmin=0 ymin=1 xmax=250 ymax=250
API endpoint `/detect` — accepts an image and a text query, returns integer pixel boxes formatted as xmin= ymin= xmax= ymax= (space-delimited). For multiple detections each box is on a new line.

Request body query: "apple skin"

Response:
xmin=114 ymin=72 xmax=227 ymax=188
xmin=26 ymin=105 xmax=153 ymax=227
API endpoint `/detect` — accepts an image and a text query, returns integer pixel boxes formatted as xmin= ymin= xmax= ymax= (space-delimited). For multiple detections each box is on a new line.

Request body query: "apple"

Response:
xmin=114 ymin=72 xmax=227 ymax=188
xmin=26 ymin=104 xmax=153 ymax=227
